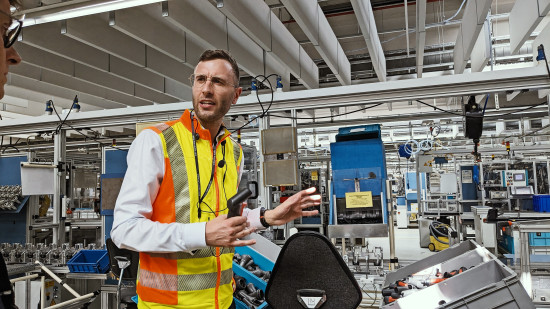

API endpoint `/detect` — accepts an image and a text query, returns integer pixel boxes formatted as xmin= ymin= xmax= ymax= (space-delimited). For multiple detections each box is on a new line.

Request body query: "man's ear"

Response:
xmin=232 ymin=87 xmax=243 ymax=105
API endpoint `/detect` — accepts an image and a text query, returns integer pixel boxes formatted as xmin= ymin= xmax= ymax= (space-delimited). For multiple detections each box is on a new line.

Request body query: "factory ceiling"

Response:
xmin=0 ymin=0 xmax=549 ymax=155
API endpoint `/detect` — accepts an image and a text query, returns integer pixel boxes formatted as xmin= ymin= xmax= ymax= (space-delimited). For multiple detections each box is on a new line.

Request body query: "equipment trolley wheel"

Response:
xmin=428 ymin=243 xmax=436 ymax=252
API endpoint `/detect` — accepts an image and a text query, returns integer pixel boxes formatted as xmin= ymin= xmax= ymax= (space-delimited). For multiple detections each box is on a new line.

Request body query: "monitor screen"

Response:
xmin=513 ymin=173 xmax=525 ymax=181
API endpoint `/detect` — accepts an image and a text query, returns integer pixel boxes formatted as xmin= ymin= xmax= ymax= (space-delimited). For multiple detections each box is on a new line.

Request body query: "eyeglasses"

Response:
xmin=189 ymin=74 xmax=237 ymax=89
xmin=0 ymin=9 xmax=22 ymax=48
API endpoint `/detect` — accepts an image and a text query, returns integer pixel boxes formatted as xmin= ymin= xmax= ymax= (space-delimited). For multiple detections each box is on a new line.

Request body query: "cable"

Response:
xmin=48 ymin=99 xmax=63 ymax=123
xmin=540 ymin=44 xmax=550 ymax=79
xmin=416 ymin=99 xmax=548 ymax=118
xmin=501 ymin=123 xmax=550 ymax=140
xmin=442 ymin=0 xmax=467 ymax=24
xmin=350 ymin=0 xmax=466 ymax=52
xmin=269 ymin=103 xmax=385 ymax=120
xmin=415 ymin=100 xmax=465 ymax=116
xmin=55 ymin=97 xmax=75 ymax=134
xmin=229 ymin=73 xmax=277 ymax=134
xmin=482 ymin=94 xmax=490 ymax=115
xmin=49 ymin=99 xmax=127 ymax=151
xmin=63 ymin=123 xmax=128 ymax=152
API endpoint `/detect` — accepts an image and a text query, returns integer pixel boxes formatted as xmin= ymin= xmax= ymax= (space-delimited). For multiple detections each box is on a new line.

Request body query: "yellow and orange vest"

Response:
xmin=137 ymin=109 xmax=242 ymax=309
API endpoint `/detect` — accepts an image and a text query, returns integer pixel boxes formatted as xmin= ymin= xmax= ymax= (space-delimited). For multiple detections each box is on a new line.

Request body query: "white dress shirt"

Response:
xmin=111 ymin=128 xmax=263 ymax=253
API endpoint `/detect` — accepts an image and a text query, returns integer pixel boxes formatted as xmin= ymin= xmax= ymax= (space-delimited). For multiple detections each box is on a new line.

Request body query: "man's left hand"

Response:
xmin=264 ymin=187 xmax=321 ymax=226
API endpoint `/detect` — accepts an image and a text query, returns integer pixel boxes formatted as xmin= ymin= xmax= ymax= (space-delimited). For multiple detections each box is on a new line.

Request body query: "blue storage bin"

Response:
xmin=233 ymin=246 xmax=274 ymax=309
xmin=533 ymin=195 xmax=550 ymax=212
xmin=235 ymin=246 xmax=274 ymax=275
xmin=233 ymin=264 xmax=268 ymax=309
xmin=67 ymin=250 xmax=109 ymax=274
xmin=529 ymin=232 xmax=550 ymax=247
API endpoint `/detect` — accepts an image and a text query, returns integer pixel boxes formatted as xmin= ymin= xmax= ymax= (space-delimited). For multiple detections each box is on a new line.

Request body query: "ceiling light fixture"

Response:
xmin=17 ymin=0 xmax=166 ymax=27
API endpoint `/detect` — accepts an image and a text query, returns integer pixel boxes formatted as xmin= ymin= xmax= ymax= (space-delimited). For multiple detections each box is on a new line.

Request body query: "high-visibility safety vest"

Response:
xmin=137 ymin=109 xmax=243 ymax=309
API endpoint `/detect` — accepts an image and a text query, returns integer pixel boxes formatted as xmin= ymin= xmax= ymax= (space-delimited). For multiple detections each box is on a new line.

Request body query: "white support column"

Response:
xmin=258 ymin=115 xmax=271 ymax=211
xmin=53 ymin=130 xmax=66 ymax=245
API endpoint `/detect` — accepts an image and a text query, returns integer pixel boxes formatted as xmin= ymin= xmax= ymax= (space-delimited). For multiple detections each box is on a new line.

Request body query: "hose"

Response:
xmin=429 ymin=221 xmax=450 ymax=245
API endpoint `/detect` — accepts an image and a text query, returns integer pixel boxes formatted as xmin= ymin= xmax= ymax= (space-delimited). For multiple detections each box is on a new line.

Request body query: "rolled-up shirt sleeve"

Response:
xmin=110 ymin=129 xmax=207 ymax=253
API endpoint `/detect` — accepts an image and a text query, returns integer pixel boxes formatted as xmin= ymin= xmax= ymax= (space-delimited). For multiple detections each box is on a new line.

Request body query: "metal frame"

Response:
xmin=0 ymin=65 xmax=548 ymax=135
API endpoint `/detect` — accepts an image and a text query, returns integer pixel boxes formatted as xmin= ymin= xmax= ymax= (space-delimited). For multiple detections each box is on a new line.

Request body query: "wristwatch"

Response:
xmin=259 ymin=207 xmax=270 ymax=228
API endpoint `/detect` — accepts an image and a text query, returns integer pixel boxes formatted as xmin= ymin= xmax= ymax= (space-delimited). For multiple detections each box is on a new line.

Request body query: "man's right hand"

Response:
xmin=205 ymin=215 xmax=257 ymax=247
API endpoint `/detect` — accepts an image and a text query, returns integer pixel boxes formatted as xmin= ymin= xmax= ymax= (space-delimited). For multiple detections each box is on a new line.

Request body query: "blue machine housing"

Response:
xmin=330 ymin=125 xmax=388 ymax=224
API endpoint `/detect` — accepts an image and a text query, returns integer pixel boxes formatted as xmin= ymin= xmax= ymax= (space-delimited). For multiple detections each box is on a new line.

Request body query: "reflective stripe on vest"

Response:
xmin=136 ymin=111 xmax=242 ymax=309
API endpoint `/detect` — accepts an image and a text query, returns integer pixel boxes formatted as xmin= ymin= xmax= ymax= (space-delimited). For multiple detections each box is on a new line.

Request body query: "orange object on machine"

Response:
xmin=384 ymin=296 xmax=398 ymax=304
xmin=426 ymin=278 xmax=446 ymax=285
xmin=280 ymin=196 xmax=290 ymax=203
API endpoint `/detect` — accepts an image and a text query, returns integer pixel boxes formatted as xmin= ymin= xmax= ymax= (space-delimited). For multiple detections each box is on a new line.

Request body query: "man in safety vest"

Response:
xmin=111 ymin=49 xmax=321 ymax=309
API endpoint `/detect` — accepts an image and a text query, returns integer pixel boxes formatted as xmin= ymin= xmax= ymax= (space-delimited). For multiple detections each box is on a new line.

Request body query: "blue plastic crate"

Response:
xmin=533 ymin=195 xmax=550 ymax=212
xmin=233 ymin=264 xmax=268 ymax=309
xmin=235 ymin=246 xmax=274 ymax=275
xmin=529 ymin=232 xmax=550 ymax=247
xmin=233 ymin=246 xmax=274 ymax=309
xmin=67 ymin=250 xmax=109 ymax=274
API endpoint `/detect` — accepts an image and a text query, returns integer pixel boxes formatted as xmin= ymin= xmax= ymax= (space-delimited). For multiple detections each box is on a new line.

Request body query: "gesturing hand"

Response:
xmin=205 ymin=215 xmax=256 ymax=247
xmin=264 ymin=187 xmax=321 ymax=226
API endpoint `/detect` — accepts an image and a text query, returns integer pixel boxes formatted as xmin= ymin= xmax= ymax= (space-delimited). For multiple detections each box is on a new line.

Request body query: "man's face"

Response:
xmin=0 ymin=0 xmax=21 ymax=99
xmin=191 ymin=59 xmax=242 ymax=127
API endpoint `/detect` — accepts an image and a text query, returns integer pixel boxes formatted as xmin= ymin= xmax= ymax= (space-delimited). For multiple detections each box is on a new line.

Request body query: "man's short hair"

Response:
xmin=198 ymin=49 xmax=240 ymax=85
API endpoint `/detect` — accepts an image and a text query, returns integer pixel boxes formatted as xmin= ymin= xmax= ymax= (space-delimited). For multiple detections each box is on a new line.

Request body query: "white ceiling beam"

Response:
xmin=507 ymin=90 xmax=521 ymax=101
xmin=538 ymin=89 xmax=550 ymax=99
xmin=265 ymin=53 xmax=291 ymax=92
xmin=6 ymin=77 xmax=126 ymax=111
xmin=130 ymin=84 xmax=178 ymax=104
xmin=217 ymin=0 xmax=271 ymax=51
xmin=20 ymin=21 xmax=109 ymax=71
xmin=161 ymin=0 xmax=268 ymax=86
xmin=415 ymin=0 xmax=426 ymax=78
xmin=350 ymin=0 xmax=386 ymax=82
xmin=15 ymin=44 xmax=179 ymax=105
xmin=0 ymin=95 xmax=28 ymax=108
xmin=213 ymin=0 xmax=319 ymax=88
xmin=143 ymin=46 xmax=193 ymax=93
xmin=0 ymin=110 xmax=32 ymax=119
xmin=470 ymin=20 xmax=491 ymax=73
xmin=509 ymin=0 xmax=550 ymax=55
xmin=16 ymin=43 xmax=130 ymax=95
xmin=532 ymin=11 xmax=550 ymax=63
xmin=19 ymin=21 xmax=185 ymax=100
xmin=109 ymin=4 xmax=189 ymax=64
xmin=62 ymin=14 xmax=145 ymax=67
xmin=161 ymin=0 xmax=291 ymax=90
xmin=61 ymin=14 xmax=193 ymax=91
xmin=9 ymin=63 xmax=153 ymax=107
xmin=280 ymin=0 xmax=351 ymax=85
xmin=453 ymin=0 xmax=492 ymax=74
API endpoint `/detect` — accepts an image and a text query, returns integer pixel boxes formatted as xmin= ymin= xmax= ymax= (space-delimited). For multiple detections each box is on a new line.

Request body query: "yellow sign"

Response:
xmin=345 ymin=191 xmax=373 ymax=208
xmin=311 ymin=171 xmax=318 ymax=181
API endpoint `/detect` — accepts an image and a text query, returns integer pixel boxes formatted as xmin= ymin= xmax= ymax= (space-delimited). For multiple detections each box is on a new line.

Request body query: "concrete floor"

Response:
xmin=366 ymin=226 xmax=437 ymax=264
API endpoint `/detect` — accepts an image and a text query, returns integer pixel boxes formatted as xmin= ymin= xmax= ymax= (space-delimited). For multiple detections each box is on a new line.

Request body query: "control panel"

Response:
xmin=500 ymin=170 xmax=528 ymax=187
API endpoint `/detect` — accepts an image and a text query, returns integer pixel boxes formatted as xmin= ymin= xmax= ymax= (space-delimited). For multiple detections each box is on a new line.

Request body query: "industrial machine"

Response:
xmin=328 ymin=124 xmax=389 ymax=275
xmin=329 ymin=124 xmax=388 ymax=228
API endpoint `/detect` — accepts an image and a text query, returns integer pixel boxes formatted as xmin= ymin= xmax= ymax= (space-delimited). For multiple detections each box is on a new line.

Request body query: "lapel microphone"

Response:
xmin=218 ymin=140 xmax=226 ymax=168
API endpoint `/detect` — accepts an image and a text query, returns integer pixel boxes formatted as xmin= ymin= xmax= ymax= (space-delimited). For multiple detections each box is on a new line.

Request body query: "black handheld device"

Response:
xmin=226 ymin=188 xmax=253 ymax=218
